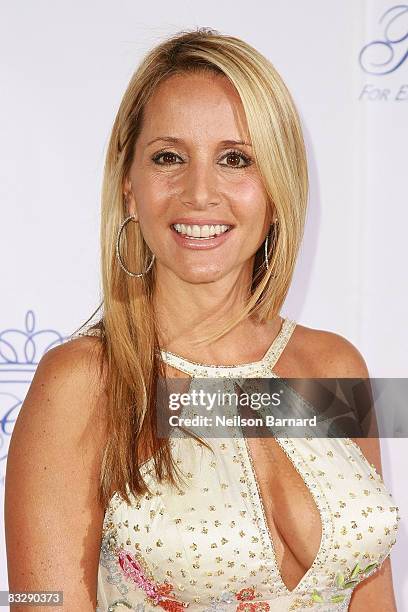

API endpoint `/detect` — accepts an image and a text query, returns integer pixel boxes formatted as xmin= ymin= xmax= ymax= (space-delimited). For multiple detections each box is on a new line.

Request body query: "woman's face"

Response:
xmin=124 ymin=71 xmax=272 ymax=284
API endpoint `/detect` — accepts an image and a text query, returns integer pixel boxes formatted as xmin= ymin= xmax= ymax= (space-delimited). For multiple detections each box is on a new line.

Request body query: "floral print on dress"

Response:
xmin=311 ymin=560 xmax=380 ymax=605
xmin=118 ymin=548 xmax=190 ymax=611
xmin=234 ymin=587 xmax=270 ymax=611
xmin=203 ymin=587 xmax=271 ymax=612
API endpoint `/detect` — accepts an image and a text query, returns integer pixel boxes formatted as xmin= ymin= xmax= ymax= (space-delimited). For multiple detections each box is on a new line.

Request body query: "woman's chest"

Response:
xmin=100 ymin=436 xmax=399 ymax=610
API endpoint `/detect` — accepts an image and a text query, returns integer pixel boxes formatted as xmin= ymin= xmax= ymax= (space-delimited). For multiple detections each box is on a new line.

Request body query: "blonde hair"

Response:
xmin=76 ymin=27 xmax=308 ymax=509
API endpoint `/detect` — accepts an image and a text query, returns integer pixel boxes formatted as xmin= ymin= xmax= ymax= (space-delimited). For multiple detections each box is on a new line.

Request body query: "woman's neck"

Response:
xmin=153 ymin=296 xmax=281 ymax=365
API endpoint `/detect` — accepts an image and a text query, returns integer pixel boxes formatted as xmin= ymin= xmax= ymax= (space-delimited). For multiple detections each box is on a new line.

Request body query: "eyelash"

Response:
xmin=151 ymin=149 xmax=252 ymax=169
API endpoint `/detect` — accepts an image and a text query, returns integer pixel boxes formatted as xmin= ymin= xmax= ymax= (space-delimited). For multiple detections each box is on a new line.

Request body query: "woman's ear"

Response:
xmin=123 ymin=178 xmax=138 ymax=219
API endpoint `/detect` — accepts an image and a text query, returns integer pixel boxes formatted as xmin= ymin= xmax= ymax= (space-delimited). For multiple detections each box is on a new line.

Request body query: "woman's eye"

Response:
xmin=219 ymin=151 xmax=252 ymax=168
xmin=152 ymin=151 xmax=183 ymax=165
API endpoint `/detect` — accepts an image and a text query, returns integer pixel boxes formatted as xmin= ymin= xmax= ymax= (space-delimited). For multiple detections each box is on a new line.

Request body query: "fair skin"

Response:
xmin=5 ymin=71 xmax=397 ymax=610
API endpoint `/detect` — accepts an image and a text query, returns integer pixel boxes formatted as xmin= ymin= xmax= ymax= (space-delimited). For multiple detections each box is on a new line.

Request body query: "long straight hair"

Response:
xmin=74 ymin=28 xmax=309 ymax=510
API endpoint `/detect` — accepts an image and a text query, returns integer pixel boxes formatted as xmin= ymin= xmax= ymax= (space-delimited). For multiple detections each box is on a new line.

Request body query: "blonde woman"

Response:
xmin=5 ymin=28 xmax=400 ymax=611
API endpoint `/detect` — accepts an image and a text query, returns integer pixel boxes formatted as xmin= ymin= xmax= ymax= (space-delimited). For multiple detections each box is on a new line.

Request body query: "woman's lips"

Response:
xmin=170 ymin=226 xmax=233 ymax=250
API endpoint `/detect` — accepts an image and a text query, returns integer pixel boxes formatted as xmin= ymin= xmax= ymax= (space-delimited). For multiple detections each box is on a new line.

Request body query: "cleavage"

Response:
xmin=245 ymin=436 xmax=322 ymax=592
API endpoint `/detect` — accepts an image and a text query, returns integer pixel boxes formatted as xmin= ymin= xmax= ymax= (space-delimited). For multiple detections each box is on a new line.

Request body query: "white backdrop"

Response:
xmin=1 ymin=1 xmax=407 ymax=609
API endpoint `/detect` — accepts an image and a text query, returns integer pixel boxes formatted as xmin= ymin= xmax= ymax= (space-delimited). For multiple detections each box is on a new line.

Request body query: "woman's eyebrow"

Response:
xmin=146 ymin=136 xmax=252 ymax=147
xmin=146 ymin=136 xmax=183 ymax=147
xmin=220 ymin=139 xmax=252 ymax=147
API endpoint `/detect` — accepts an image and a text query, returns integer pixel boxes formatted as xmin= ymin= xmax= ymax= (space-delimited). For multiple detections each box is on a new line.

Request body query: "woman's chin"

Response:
xmin=183 ymin=269 xmax=227 ymax=284
xmin=167 ymin=262 xmax=230 ymax=284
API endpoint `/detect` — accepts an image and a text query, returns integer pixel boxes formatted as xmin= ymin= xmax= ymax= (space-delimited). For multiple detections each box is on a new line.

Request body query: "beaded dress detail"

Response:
xmin=75 ymin=319 xmax=400 ymax=611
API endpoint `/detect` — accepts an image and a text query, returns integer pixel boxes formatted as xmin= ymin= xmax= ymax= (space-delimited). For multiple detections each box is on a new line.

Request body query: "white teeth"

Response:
xmin=173 ymin=223 xmax=231 ymax=238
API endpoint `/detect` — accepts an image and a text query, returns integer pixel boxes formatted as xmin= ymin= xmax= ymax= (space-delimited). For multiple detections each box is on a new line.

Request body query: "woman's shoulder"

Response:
xmin=290 ymin=320 xmax=369 ymax=378
xmin=34 ymin=328 xmax=107 ymax=407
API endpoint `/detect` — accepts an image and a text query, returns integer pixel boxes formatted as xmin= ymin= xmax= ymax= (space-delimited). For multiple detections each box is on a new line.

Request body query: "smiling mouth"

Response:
xmin=171 ymin=223 xmax=233 ymax=239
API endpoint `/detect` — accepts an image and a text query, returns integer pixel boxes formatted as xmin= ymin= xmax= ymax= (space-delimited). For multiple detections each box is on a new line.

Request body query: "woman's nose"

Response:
xmin=181 ymin=159 xmax=220 ymax=209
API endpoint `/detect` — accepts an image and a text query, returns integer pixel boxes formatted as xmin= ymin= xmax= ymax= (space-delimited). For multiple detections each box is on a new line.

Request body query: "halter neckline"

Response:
xmin=160 ymin=317 xmax=296 ymax=374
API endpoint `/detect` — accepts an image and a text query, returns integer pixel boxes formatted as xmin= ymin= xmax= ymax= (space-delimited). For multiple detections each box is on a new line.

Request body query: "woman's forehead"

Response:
xmin=140 ymin=73 xmax=249 ymax=143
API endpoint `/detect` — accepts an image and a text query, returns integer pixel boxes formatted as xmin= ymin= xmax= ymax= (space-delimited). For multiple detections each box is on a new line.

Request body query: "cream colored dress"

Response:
xmin=79 ymin=319 xmax=400 ymax=611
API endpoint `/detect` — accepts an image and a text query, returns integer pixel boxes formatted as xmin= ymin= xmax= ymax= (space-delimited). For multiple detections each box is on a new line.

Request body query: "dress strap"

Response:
xmin=160 ymin=317 xmax=297 ymax=377
xmin=263 ymin=318 xmax=297 ymax=369
xmin=70 ymin=319 xmax=297 ymax=375
xmin=70 ymin=326 xmax=102 ymax=340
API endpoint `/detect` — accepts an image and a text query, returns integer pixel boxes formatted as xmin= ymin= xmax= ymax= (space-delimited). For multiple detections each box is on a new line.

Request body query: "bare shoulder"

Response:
xmin=4 ymin=334 xmax=108 ymax=608
xmin=291 ymin=322 xmax=383 ymax=475
xmin=23 ymin=334 xmax=108 ymax=425
xmin=47 ymin=332 xmax=106 ymax=381
xmin=16 ymin=333 xmax=107 ymax=422
xmin=291 ymin=322 xmax=370 ymax=378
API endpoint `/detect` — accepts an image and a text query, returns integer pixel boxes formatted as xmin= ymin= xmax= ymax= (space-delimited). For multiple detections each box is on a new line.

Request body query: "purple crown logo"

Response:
xmin=0 ymin=311 xmax=70 ymax=477
xmin=0 ymin=310 xmax=68 ymax=373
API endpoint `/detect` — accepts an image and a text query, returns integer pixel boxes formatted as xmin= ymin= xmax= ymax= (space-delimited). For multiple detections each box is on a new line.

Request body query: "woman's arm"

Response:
xmin=320 ymin=332 xmax=398 ymax=612
xmin=5 ymin=336 xmax=108 ymax=611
